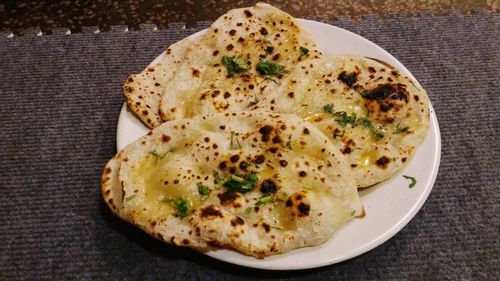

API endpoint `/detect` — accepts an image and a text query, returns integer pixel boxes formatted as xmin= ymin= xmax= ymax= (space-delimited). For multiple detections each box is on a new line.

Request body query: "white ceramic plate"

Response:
xmin=116 ymin=19 xmax=441 ymax=270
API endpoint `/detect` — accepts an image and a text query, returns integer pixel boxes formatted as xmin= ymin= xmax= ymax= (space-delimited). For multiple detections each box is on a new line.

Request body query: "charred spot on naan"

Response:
xmin=361 ymin=83 xmax=410 ymax=124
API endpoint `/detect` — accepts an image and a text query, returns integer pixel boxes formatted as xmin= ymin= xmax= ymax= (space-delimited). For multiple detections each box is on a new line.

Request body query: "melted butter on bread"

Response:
xmin=104 ymin=111 xmax=362 ymax=258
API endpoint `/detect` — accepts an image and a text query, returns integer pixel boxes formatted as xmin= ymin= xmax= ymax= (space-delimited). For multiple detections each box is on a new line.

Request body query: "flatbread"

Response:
xmin=102 ymin=111 xmax=363 ymax=258
xmin=267 ymin=55 xmax=430 ymax=187
xmin=123 ymin=37 xmax=195 ymax=128
xmin=158 ymin=55 xmax=430 ymax=187
xmin=158 ymin=2 xmax=322 ymax=122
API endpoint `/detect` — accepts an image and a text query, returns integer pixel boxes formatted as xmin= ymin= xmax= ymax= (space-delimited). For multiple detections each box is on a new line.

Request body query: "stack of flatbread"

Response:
xmin=102 ymin=2 xmax=430 ymax=258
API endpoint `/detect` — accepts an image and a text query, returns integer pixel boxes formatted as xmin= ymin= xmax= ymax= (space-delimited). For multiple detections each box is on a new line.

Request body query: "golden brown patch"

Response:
xmin=201 ymin=205 xmax=223 ymax=218
xmin=218 ymin=191 xmax=239 ymax=206
xmin=161 ymin=134 xmax=171 ymax=142
xmin=230 ymin=216 xmax=245 ymax=227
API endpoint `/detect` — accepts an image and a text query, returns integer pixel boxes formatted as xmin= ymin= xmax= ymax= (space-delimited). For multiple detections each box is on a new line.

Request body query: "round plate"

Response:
xmin=116 ymin=19 xmax=441 ymax=270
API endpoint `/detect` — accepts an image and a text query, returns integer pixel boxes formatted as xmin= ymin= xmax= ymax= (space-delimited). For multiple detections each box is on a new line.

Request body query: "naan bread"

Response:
xmin=123 ymin=37 xmax=195 ymax=128
xmin=102 ymin=112 xmax=363 ymax=258
xmin=269 ymin=56 xmax=431 ymax=187
xmin=163 ymin=55 xmax=430 ymax=188
xmin=158 ymin=2 xmax=322 ymax=122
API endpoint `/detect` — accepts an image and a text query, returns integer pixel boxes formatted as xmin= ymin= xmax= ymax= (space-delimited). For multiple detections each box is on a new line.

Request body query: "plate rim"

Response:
xmin=115 ymin=19 xmax=441 ymax=270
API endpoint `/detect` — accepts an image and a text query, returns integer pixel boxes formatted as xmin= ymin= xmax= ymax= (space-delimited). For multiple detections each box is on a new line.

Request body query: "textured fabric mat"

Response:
xmin=0 ymin=12 xmax=498 ymax=280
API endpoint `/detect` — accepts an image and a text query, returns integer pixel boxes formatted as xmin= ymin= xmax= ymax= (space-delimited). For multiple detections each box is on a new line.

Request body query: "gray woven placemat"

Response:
xmin=0 ymin=12 xmax=498 ymax=281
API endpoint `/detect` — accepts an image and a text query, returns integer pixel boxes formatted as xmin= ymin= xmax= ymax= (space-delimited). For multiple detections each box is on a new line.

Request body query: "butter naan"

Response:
xmin=161 ymin=55 xmax=430 ymax=187
xmin=258 ymin=56 xmax=430 ymax=187
xmin=158 ymin=2 xmax=322 ymax=122
xmin=102 ymin=112 xmax=363 ymax=258
xmin=123 ymin=37 xmax=195 ymax=128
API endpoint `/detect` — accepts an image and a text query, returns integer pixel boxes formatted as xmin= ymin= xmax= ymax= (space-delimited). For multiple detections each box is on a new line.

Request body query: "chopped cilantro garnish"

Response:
xmin=256 ymin=60 xmax=288 ymax=76
xmin=357 ymin=117 xmax=373 ymax=128
xmin=324 ymin=104 xmax=385 ymax=141
xmin=299 ymin=46 xmax=309 ymax=56
xmin=162 ymin=197 xmax=191 ymax=219
xmin=373 ymin=130 xmax=385 ymax=141
xmin=215 ymin=171 xmax=258 ymax=193
xmin=197 ymin=182 xmax=211 ymax=200
xmin=125 ymin=195 xmax=136 ymax=202
xmin=286 ymin=140 xmax=292 ymax=150
xmin=402 ymin=175 xmax=417 ymax=188
xmin=231 ymin=175 xmax=245 ymax=183
xmin=394 ymin=123 xmax=410 ymax=134
xmin=230 ymin=131 xmax=242 ymax=149
xmin=334 ymin=111 xmax=358 ymax=127
xmin=324 ymin=104 xmax=359 ymax=127
xmin=245 ymin=207 xmax=253 ymax=214
xmin=222 ymin=55 xmax=250 ymax=76
xmin=255 ymin=194 xmax=273 ymax=206
xmin=351 ymin=210 xmax=356 ymax=216
xmin=323 ymin=103 xmax=334 ymax=114
xmin=168 ymin=147 xmax=177 ymax=153
xmin=213 ymin=172 xmax=225 ymax=189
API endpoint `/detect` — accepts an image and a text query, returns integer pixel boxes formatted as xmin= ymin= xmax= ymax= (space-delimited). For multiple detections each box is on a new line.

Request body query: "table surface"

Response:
xmin=0 ymin=2 xmax=499 ymax=280
xmin=0 ymin=0 xmax=498 ymax=34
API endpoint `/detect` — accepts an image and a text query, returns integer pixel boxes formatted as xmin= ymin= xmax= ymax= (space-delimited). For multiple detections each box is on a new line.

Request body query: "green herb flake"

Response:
xmin=335 ymin=111 xmax=358 ymax=127
xmin=214 ymin=171 xmax=228 ymax=189
xmin=299 ymin=46 xmax=309 ymax=56
xmin=373 ymin=130 xmax=385 ymax=141
xmin=245 ymin=207 xmax=253 ymax=214
xmin=286 ymin=140 xmax=292 ymax=150
xmin=256 ymin=60 xmax=288 ymax=76
xmin=357 ymin=117 xmax=373 ymax=129
xmin=162 ymin=197 xmax=191 ymax=219
xmin=255 ymin=194 xmax=273 ymax=206
xmin=351 ymin=210 xmax=356 ymax=216
xmin=324 ymin=104 xmax=385 ymax=141
xmin=394 ymin=123 xmax=410 ymax=134
xmin=125 ymin=195 xmax=136 ymax=202
xmin=402 ymin=175 xmax=417 ymax=188
xmin=197 ymin=182 xmax=211 ymax=198
xmin=215 ymin=171 xmax=258 ymax=193
xmin=222 ymin=55 xmax=250 ymax=76
xmin=323 ymin=103 xmax=334 ymax=114
xmin=168 ymin=147 xmax=177 ymax=153
xmin=231 ymin=175 xmax=245 ymax=183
